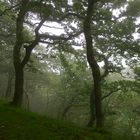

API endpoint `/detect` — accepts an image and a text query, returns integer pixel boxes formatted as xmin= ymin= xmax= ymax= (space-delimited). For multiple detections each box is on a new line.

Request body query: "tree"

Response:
xmin=83 ymin=0 xmax=104 ymax=128
xmin=10 ymin=0 xmax=82 ymax=106
xmin=11 ymin=0 xmax=43 ymax=106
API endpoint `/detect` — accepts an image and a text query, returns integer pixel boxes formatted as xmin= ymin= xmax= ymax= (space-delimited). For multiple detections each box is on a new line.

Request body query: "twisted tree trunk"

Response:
xmin=83 ymin=0 xmax=103 ymax=128
xmin=11 ymin=1 xmax=28 ymax=106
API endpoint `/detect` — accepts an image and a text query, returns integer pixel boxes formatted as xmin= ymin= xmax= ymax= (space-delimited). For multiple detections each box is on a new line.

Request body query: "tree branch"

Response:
xmin=39 ymin=30 xmax=83 ymax=41
xmin=35 ymin=19 xmax=46 ymax=37
xmin=21 ymin=19 xmax=45 ymax=68
xmin=39 ymin=40 xmax=54 ymax=45
xmin=58 ymin=12 xmax=85 ymax=21
xmin=0 ymin=3 xmax=21 ymax=16
xmin=101 ymin=88 xmax=120 ymax=100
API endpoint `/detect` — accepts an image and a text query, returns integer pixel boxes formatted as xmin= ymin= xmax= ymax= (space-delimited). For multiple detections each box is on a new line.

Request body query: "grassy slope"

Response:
xmin=0 ymin=100 xmax=110 ymax=140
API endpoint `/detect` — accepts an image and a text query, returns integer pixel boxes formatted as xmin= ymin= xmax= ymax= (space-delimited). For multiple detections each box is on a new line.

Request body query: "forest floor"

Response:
xmin=0 ymin=99 xmax=115 ymax=140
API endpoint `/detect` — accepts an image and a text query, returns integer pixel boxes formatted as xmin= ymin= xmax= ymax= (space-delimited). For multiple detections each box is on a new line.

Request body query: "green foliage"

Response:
xmin=28 ymin=1 xmax=52 ymax=18
xmin=53 ymin=52 xmax=93 ymax=119
xmin=73 ymin=1 xmax=86 ymax=14
xmin=104 ymin=90 xmax=140 ymax=140
xmin=23 ymin=28 xmax=34 ymax=42
xmin=126 ymin=0 xmax=140 ymax=17
xmin=134 ymin=67 xmax=140 ymax=80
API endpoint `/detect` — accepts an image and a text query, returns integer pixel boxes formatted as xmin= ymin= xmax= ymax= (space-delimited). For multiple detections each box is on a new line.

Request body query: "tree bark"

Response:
xmin=11 ymin=0 xmax=46 ymax=106
xmin=87 ymin=88 xmax=96 ymax=127
xmin=5 ymin=70 xmax=14 ymax=97
xmin=11 ymin=0 xmax=29 ymax=106
xmin=12 ymin=65 xmax=24 ymax=106
xmin=83 ymin=0 xmax=103 ymax=128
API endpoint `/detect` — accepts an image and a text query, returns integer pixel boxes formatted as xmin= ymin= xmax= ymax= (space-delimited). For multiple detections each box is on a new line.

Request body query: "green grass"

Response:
xmin=0 ymin=99 xmax=110 ymax=140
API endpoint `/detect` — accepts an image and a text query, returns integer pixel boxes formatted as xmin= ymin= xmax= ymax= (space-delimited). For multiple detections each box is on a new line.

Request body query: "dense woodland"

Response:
xmin=0 ymin=0 xmax=140 ymax=139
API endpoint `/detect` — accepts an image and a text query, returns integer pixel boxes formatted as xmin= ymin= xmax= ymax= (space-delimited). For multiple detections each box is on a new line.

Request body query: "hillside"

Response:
xmin=0 ymin=99 xmax=110 ymax=140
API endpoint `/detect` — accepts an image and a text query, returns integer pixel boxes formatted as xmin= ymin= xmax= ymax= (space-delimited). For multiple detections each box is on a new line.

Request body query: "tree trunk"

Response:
xmin=11 ymin=0 xmax=34 ymax=106
xmin=12 ymin=65 xmax=24 ymax=106
xmin=87 ymin=88 xmax=96 ymax=127
xmin=93 ymin=71 xmax=103 ymax=128
xmin=83 ymin=0 xmax=103 ymax=128
xmin=5 ymin=70 xmax=14 ymax=97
